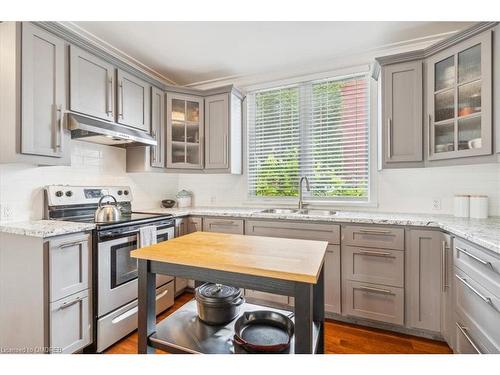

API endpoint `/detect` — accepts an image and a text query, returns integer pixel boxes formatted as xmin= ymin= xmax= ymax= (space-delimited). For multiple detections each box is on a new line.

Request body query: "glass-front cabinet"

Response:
xmin=427 ymin=31 xmax=492 ymax=160
xmin=166 ymin=93 xmax=204 ymax=169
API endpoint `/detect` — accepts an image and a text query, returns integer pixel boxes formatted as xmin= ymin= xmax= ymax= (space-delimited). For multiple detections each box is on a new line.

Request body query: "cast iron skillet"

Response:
xmin=233 ymin=310 xmax=294 ymax=353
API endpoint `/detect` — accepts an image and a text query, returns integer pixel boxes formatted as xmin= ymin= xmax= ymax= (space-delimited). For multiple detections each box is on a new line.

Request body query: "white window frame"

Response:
xmin=244 ymin=65 xmax=379 ymax=208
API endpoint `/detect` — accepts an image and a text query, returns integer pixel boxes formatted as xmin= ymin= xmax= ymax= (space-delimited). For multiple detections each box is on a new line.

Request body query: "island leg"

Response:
xmin=313 ymin=265 xmax=325 ymax=353
xmin=138 ymin=259 xmax=156 ymax=354
xmin=294 ymin=282 xmax=313 ymax=353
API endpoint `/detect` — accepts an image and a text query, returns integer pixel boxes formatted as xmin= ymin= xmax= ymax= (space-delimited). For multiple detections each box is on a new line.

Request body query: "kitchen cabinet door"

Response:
xmin=21 ymin=22 xmax=66 ymax=158
xmin=205 ymin=94 xmax=229 ymax=170
xmin=69 ymin=45 xmax=115 ymax=121
xmin=381 ymin=60 xmax=423 ymax=167
xmin=441 ymin=233 xmax=454 ymax=348
xmin=325 ymin=245 xmax=341 ymax=314
xmin=50 ymin=289 xmax=91 ymax=354
xmin=117 ymin=69 xmax=151 ymax=131
xmin=427 ymin=30 xmax=492 ymax=160
xmin=202 ymin=217 xmax=244 ymax=234
xmin=407 ymin=229 xmax=442 ymax=333
xmin=150 ymin=87 xmax=165 ymax=167
xmin=49 ymin=233 xmax=90 ymax=302
xmin=187 ymin=217 xmax=202 ymax=233
xmin=166 ymin=93 xmax=204 ymax=169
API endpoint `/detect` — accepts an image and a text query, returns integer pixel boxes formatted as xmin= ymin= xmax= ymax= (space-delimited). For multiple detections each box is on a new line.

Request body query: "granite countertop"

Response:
xmin=139 ymin=206 xmax=500 ymax=255
xmin=0 ymin=220 xmax=95 ymax=238
xmin=1 ymin=207 xmax=498 ymax=254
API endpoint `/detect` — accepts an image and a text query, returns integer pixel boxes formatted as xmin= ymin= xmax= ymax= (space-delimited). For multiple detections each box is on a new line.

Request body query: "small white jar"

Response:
xmin=469 ymin=195 xmax=488 ymax=219
xmin=176 ymin=190 xmax=193 ymax=208
xmin=454 ymin=195 xmax=470 ymax=218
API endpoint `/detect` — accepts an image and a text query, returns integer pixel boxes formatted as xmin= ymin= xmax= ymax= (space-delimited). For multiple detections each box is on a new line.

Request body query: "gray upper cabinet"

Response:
xmin=407 ymin=229 xmax=443 ymax=333
xmin=381 ymin=60 xmax=423 ymax=167
xmin=427 ymin=31 xmax=492 ymax=161
xmin=166 ymin=92 xmax=204 ymax=169
xmin=205 ymin=92 xmax=243 ymax=173
xmin=116 ymin=69 xmax=151 ymax=131
xmin=150 ymin=87 xmax=165 ymax=168
xmin=69 ymin=45 xmax=115 ymax=122
xmin=21 ymin=23 xmax=66 ymax=159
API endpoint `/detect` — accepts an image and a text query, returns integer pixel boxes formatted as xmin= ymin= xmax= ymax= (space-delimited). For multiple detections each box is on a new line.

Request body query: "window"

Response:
xmin=247 ymin=74 xmax=370 ymax=202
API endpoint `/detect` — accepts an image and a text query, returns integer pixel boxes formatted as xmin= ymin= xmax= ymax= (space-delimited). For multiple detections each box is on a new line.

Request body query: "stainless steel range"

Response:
xmin=44 ymin=185 xmax=175 ymax=353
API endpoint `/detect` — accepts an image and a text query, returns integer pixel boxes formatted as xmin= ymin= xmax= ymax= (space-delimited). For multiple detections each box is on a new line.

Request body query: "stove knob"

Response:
xmin=55 ymin=191 xmax=63 ymax=197
xmin=117 ymin=190 xmax=123 ymax=195
xmin=124 ymin=190 xmax=129 ymax=196
xmin=65 ymin=191 xmax=73 ymax=197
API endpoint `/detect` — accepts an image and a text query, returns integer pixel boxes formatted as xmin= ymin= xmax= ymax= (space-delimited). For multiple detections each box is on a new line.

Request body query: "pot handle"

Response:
xmin=98 ymin=194 xmax=117 ymax=208
xmin=234 ymin=296 xmax=245 ymax=306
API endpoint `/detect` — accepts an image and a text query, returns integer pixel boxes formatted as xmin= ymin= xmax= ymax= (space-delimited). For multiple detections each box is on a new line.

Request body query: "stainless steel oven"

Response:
xmin=97 ymin=220 xmax=174 ymax=317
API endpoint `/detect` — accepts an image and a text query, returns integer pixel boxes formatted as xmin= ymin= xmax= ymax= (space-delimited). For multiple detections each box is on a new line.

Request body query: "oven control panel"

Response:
xmin=46 ymin=185 xmax=133 ymax=206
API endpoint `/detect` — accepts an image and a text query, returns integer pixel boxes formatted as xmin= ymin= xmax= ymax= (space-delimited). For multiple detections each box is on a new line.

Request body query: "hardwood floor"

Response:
xmin=104 ymin=292 xmax=452 ymax=354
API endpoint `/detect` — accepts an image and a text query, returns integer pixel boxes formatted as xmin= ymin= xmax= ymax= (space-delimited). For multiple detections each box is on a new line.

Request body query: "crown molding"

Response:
xmin=376 ymin=21 xmax=498 ymax=66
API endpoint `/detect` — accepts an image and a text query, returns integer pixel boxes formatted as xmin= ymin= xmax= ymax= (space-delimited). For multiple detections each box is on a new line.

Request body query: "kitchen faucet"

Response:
xmin=298 ymin=176 xmax=310 ymax=209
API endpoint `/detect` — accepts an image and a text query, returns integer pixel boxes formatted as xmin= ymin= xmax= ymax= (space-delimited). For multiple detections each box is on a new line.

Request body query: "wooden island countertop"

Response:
xmin=131 ymin=231 xmax=328 ymax=284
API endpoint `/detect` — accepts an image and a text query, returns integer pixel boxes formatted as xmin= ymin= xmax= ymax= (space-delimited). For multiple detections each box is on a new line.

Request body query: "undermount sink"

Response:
xmin=259 ymin=208 xmax=336 ymax=216
xmin=259 ymin=208 xmax=299 ymax=214
xmin=297 ymin=209 xmax=337 ymax=216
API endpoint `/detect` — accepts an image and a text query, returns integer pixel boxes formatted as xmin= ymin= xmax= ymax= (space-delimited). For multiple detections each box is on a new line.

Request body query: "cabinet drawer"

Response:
xmin=187 ymin=217 xmax=202 ymax=233
xmin=342 ymin=225 xmax=404 ymax=250
xmin=454 ymin=267 xmax=500 ymax=352
xmin=203 ymin=218 xmax=244 ymax=234
xmin=342 ymin=245 xmax=404 ymax=287
xmin=455 ymin=319 xmax=493 ymax=354
xmin=49 ymin=233 xmax=90 ymax=302
xmin=245 ymin=220 xmax=340 ymax=244
xmin=454 ymin=238 xmax=500 ymax=297
xmin=96 ymin=281 xmax=174 ymax=352
xmin=50 ymin=289 xmax=91 ymax=354
xmin=342 ymin=280 xmax=404 ymax=325
xmin=244 ymin=290 xmax=289 ymax=306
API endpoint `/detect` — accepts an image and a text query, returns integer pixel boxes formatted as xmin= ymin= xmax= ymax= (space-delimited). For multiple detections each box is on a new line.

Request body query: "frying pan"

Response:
xmin=233 ymin=310 xmax=294 ymax=353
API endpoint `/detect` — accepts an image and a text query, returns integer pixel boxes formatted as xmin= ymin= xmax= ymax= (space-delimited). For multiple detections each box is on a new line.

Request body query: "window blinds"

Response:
xmin=247 ymin=74 xmax=370 ymax=201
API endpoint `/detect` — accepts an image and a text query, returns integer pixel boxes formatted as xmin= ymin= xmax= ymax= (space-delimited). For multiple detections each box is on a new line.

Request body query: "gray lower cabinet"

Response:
xmin=49 ymin=232 xmax=92 ymax=353
xmin=202 ymin=217 xmax=244 ymax=234
xmin=441 ymin=233 xmax=454 ymax=348
xmin=342 ymin=280 xmax=405 ymax=325
xmin=204 ymin=92 xmax=242 ymax=173
xmin=175 ymin=216 xmax=203 ymax=291
xmin=341 ymin=225 xmax=404 ymax=250
xmin=407 ymin=229 xmax=443 ymax=333
xmin=325 ymin=245 xmax=341 ymax=314
xmin=69 ymin=45 xmax=115 ymax=121
xmin=117 ymin=69 xmax=151 ymax=131
xmin=381 ymin=60 xmax=423 ymax=168
xmin=50 ymin=289 xmax=91 ymax=354
xmin=21 ymin=22 xmax=68 ymax=160
xmin=49 ymin=233 xmax=90 ymax=302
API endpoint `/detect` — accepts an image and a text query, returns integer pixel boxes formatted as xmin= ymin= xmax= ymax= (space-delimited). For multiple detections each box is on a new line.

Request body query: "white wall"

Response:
xmin=0 ymin=140 xmax=179 ymax=222
xmin=177 ymin=163 xmax=500 ymax=216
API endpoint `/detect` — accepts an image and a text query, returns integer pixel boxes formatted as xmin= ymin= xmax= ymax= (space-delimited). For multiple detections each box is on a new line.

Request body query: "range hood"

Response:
xmin=67 ymin=112 xmax=157 ymax=148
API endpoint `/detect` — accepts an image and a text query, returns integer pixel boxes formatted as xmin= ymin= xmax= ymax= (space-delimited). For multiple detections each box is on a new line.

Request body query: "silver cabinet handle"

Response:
xmin=59 ymin=240 xmax=83 ymax=249
xmin=118 ymin=81 xmax=124 ymax=117
xmin=456 ymin=323 xmax=482 ymax=354
xmin=357 ymin=285 xmax=393 ymax=295
xmin=224 ymin=133 xmax=228 ymax=165
xmin=358 ymin=250 xmax=394 ymax=258
xmin=210 ymin=220 xmax=235 ymax=226
xmin=442 ymin=241 xmax=449 ymax=291
xmin=387 ymin=117 xmax=392 ymax=159
xmin=151 ymin=129 xmax=157 ymax=163
xmin=428 ymin=114 xmax=432 ymax=155
xmin=156 ymin=289 xmax=169 ymax=300
xmin=455 ymin=275 xmax=493 ymax=307
xmin=106 ymin=75 xmax=113 ymax=115
xmin=56 ymin=105 xmax=63 ymax=150
xmin=456 ymin=247 xmax=493 ymax=268
xmin=59 ymin=297 xmax=82 ymax=310
xmin=358 ymin=228 xmax=391 ymax=235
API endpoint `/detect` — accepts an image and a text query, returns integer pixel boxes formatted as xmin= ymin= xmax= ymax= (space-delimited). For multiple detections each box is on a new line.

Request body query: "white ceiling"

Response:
xmin=72 ymin=21 xmax=473 ymax=86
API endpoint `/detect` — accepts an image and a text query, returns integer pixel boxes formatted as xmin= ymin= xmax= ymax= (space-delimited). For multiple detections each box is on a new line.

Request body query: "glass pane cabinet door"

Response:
xmin=167 ymin=95 xmax=203 ymax=169
xmin=429 ymin=31 xmax=491 ymax=160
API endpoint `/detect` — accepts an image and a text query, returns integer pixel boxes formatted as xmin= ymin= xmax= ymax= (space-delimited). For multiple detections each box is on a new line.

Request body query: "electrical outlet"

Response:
xmin=432 ymin=198 xmax=442 ymax=211
xmin=210 ymin=195 xmax=217 ymax=204
xmin=0 ymin=204 xmax=13 ymax=221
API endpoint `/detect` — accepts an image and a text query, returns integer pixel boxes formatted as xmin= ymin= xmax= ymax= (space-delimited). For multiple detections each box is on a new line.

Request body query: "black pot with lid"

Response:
xmin=195 ymin=283 xmax=244 ymax=325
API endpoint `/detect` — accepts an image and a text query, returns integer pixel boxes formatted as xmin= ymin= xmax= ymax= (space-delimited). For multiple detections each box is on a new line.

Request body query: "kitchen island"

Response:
xmin=131 ymin=231 xmax=327 ymax=354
